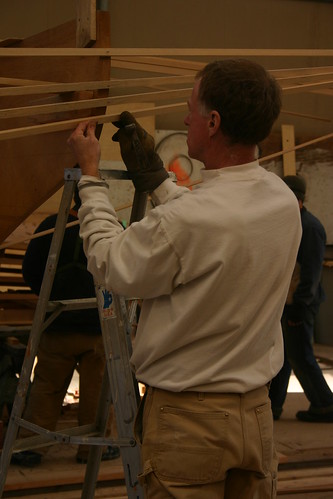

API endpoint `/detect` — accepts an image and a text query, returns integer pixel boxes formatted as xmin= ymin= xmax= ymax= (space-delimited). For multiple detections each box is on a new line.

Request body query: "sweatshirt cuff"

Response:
xmin=78 ymin=175 xmax=109 ymax=191
xmin=151 ymin=178 xmax=188 ymax=205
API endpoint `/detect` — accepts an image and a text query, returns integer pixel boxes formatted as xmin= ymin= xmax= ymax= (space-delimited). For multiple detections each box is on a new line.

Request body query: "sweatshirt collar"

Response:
xmin=201 ymin=160 xmax=260 ymax=182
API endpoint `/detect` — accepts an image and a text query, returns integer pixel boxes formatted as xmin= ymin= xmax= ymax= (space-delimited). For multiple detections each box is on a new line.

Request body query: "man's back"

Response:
xmin=130 ymin=162 xmax=301 ymax=392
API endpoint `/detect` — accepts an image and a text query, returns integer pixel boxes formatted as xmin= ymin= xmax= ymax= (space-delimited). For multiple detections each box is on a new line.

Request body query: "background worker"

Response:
xmin=11 ymin=188 xmax=120 ymax=467
xmin=269 ymin=175 xmax=333 ymax=422
xmin=68 ymin=59 xmax=302 ymax=498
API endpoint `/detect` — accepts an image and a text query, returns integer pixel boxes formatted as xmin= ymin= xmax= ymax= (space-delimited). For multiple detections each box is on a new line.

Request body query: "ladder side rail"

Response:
xmin=95 ymin=288 xmax=143 ymax=498
xmin=0 ymin=171 xmax=77 ymax=496
xmin=82 ymin=188 xmax=148 ymax=499
xmin=80 ymin=365 xmax=112 ymax=498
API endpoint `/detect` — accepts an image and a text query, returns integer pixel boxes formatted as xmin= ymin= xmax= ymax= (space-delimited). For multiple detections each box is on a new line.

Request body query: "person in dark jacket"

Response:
xmin=270 ymin=175 xmax=333 ymax=422
xmin=11 ymin=187 xmax=120 ymax=467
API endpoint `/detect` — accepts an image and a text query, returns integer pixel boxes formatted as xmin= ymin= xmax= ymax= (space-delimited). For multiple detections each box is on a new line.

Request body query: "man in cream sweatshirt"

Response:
xmin=68 ymin=59 xmax=301 ymax=499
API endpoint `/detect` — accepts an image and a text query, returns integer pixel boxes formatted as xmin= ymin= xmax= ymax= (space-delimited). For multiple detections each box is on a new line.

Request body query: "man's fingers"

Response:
xmin=86 ymin=121 xmax=97 ymax=138
xmin=68 ymin=121 xmax=97 ymax=146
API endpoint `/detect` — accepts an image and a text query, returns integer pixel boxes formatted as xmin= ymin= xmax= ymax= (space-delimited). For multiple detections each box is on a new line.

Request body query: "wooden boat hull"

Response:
xmin=0 ymin=12 xmax=110 ymax=243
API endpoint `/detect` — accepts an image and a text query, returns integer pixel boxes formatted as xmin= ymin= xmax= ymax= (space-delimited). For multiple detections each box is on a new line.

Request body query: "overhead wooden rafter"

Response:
xmin=0 ymin=16 xmax=332 ymax=244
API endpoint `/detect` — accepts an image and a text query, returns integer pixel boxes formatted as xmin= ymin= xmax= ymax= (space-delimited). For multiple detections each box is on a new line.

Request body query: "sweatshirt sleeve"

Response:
xmin=78 ymin=176 xmax=187 ymax=298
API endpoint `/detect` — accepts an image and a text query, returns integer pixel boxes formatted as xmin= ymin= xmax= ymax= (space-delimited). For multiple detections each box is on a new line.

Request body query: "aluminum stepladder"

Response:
xmin=0 ymin=167 xmax=145 ymax=498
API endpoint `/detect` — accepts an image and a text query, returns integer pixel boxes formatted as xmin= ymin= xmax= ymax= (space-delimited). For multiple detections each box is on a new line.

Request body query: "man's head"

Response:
xmin=194 ymin=59 xmax=281 ymax=146
xmin=283 ymin=175 xmax=306 ymax=203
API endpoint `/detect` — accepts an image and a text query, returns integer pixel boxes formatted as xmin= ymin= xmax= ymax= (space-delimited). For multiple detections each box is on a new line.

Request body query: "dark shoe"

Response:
xmin=271 ymin=407 xmax=283 ymax=421
xmin=296 ymin=409 xmax=333 ymax=422
xmin=11 ymin=450 xmax=42 ymax=467
xmin=76 ymin=445 xmax=120 ymax=464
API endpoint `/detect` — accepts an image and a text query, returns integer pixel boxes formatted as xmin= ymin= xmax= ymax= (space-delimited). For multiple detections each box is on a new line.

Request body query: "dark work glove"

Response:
xmin=112 ymin=111 xmax=169 ymax=192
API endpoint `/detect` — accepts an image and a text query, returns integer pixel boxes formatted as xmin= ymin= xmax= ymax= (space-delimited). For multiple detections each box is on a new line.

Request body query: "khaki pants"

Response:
xmin=136 ymin=385 xmax=277 ymax=498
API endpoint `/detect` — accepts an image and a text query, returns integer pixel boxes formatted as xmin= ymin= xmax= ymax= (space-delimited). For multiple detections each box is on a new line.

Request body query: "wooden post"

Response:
xmin=282 ymin=124 xmax=296 ymax=175
xmin=76 ymin=0 xmax=97 ymax=48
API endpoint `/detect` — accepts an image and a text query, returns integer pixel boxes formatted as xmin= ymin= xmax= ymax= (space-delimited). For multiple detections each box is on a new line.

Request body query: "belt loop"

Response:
xmin=198 ymin=392 xmax=205 ymax=401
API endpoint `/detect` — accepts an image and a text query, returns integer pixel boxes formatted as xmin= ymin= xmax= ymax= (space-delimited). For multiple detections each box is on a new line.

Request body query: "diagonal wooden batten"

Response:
xmin=0 ymin=88 xmax=192 ymax=119
xmin=113 ymin=56 xmax=204 ymax=72
xmin=0 ymin=77 xmax=54 ymax=87
xmin=111 ymin=56 xmax=202 ymax=76
xmin=270 ymin=65 xmax=333 ymax=77
xmin=280 ymin=109 xmax=331 ymax=123
xmin=282 ymin=80 xmax=333 ymax=94
xmin=0 ymin=61 xmax=332 ymax=98
xmin=1 ymin=80 xmax=332 ymax=121
xmin=0 ymin=65 xmax=332 ymax=99
xmin=275 ymin=70 xmax=333 ymax=82
xmin=260 ymin=131 xmax=333 ymax=163
xmin=0 ymin=75 xmax=194 ymax=97
xmin=111 ymin=59 xmax=197 ymax=76
xmin=1 ymin=47 xmax=333 ymax=57
xmin=0 ymin=102 xmax=188 ymax=141
xmin=1 ymin=92 xmax=330 ymax=124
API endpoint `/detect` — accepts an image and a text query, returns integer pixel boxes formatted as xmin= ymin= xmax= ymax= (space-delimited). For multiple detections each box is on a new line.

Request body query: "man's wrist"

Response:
xmin=79 ymin=165 xmax=100 ymax=177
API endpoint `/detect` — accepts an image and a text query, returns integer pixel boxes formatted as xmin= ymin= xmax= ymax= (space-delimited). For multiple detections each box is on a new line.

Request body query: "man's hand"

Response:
xmin=112 ymin=111 xmax=168 ymax=192
xmin=67 ymin=121 xmax=100 ymax=177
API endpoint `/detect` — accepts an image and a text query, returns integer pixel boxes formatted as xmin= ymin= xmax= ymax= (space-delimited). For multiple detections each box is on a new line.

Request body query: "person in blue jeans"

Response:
xmin=269 ymin=175 xmax=333 ymax=422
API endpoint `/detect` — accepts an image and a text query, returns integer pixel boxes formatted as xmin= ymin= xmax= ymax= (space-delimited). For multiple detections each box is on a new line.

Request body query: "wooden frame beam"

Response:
xmin=76 ymin=0 xmax=96 ymax=48
xmin=282 ymin=124 xmax=296 ymax=175
xmin=0 ymin=47 xmax=333 ymax=57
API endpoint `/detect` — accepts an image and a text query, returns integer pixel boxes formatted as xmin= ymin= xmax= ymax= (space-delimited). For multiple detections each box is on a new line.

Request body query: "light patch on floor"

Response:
xmin=288 ymin=368 xmax=333 ymax=393
xmin=65 ymin=366 xmax=333 ymax=403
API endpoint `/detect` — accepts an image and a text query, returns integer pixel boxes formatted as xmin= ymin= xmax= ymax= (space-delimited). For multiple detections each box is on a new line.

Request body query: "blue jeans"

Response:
xmin=270 ymin=309 xmax=333 ymax=411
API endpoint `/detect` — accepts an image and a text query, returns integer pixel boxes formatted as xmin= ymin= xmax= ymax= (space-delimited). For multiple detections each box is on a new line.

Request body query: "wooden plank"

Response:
xmin=0 ymin=75 xmax=194 ymax=97
xmin=111 ymin=58 xmax=197 ymax=76
xmin=113 ymin=56 xmax=204 ymax=72
xmin=282 ymin=124 xmax=296 ymax=176
xmin=0 ymin=87 xmax=192 ymax=119
xmin=0 ymin=274 xmax=24 ymax=285
xmin=0 ymin=102 xmax=188 ymax=141
xmin=4 ymin=462 xmax=124 ymax=491
xmin=6 ymin=486 xmax=128 ymax=499
xmin=279 ymin=466 xmax=333 ymax=482
xmin=278 ymin=474 xmax=333 ymax=494
xmin=0 ymin=309 xmax=34 ymax=324
xmin=281 ymin=80 xmax=333 ymax=94
xmin=1 ymin=67 xmax=332 ymax=99
xmin=260 ymin=131 xmax=333 ymax=163
xmin=0 ymin=47 xmax=333 ymax=57
xmin=271 ymin=66 xmax=333 ymax=78
xmin=0 ymin=292 xmax=37 ymax=304
xmin=0 ymin=77 xmax=53 ymax=86
xmin=278 ymin=493 xmax=333 ymax=498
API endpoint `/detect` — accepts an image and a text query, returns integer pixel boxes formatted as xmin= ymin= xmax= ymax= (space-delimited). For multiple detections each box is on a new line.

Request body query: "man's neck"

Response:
xmin=204 ymin=143 xmax=258 ymax=170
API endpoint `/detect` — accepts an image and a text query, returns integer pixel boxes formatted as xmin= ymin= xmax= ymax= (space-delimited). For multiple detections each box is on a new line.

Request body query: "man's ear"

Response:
xmin=208 ymin=111 xmax=221 ymax=136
